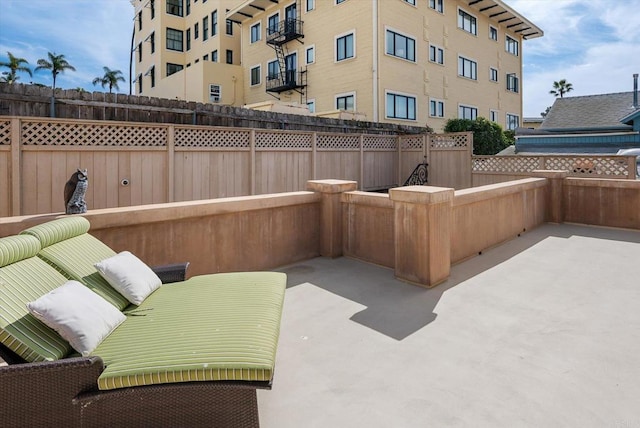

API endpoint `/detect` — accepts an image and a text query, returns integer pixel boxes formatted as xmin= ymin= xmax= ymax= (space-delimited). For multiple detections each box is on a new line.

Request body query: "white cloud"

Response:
xmin=509 ymin=0 xmax=640 ymax=117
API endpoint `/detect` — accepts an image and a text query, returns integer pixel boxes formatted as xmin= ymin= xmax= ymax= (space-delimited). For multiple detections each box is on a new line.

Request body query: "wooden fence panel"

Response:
xmin=0 ymin=148 xmax=10 ymax=217
xmin=315 ymin=151 xmax=360 ymax=183
xmin=254 ymin=151 xmax=313 ymax=195
xmin=363 ymin=151 xmax=397 ymax=190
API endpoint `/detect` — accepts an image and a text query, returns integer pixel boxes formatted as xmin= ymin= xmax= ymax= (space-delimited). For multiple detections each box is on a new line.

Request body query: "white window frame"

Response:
xmin=209 ymin=84 xmax=221 ymax=103
xmin=267 ymin=59 xmax=279 ymax=81
xmin=403 ymin=0 xmax=416 ymax=6
xmin=250 ymin=64 xmax=261 ymax=86
xmin=457 ymin=8 xmax=477 ymax=36
xmin=489 ymin=25 xmax=498 ymax=41
xmin=490 ymin=109 xmax=499 ymax=123
xmin=335 ymin=30 xmax=356 ymax=62
xmin=306 ymin=99 xmax=316 ymax=113
xmin=385 ymin=90 xmax=417 ymax=121
xmin=506 ymin=35 xmax=519 ymax=56
xmin=335 ymin=0 xmax=347 ymax=4
xmin=489 ymin=67 xmax=498 ymax=82
xmin=429 ymin=98 xmax=445 ymax=118
xmin=305 ymin=45 xmax=315 ymax=65
xmin=506 ymin=113 xmax=520 ymax=130
xmin=250 ymin=22 xmax=261 ymax=43
xmin=429 ymin=0 xmax=443 ymax=13
xmin=267 ymin=12 xmax=280 ymax=36
xmin=429 ymin=44 xmax=444 ymax=65
xmin=335 ymin=91 xmax=356 ymax=111
xmin=458 ymin=104 xmax=478 ymax=120
xmin=385 ymin=27 xmax=416 ymax=62
xmin=506 ymin=73 xmax=519 ymax=93
xmin=458 ymin=55 xmax=478 ymax=80
xmin=306 ymin=0 xmax=315 ymax=12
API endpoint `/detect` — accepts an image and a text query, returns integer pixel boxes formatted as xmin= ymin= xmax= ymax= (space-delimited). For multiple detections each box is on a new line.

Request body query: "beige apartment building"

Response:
xmin=132 ymin=0 xmax=542 ymax=131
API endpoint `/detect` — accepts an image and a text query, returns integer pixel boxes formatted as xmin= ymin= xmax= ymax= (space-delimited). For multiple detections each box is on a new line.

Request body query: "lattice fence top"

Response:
xmin=363 ymin=135 xmax=397 ymax=150
xmin=0 ymin=121 xmax=10 ymax=145
xmin=21 ymin=121 xmax=167 ymax=146
xmin=400 ymin=135 xmax=424 ymax=150
xmin=317 ymin=134 xmax=360 ymax=149
xmin=473 ymin=155 xmax=632 ymax=178
xmin=430 ymin=133 xmax=470 ymax=148
xmin=255 ymin=131 xmax=312 ymax=149
xmin=175 ymin=128 xmax=250 ymax=148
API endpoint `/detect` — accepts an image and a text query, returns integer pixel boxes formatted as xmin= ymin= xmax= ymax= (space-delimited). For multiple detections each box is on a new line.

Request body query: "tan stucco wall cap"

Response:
xmin=389 ymin=186 xmax=454 ymax=204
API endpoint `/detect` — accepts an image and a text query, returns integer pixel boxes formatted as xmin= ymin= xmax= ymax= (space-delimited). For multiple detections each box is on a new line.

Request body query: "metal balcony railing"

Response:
xmin=266 ymin=19 xmax=304 ymax=45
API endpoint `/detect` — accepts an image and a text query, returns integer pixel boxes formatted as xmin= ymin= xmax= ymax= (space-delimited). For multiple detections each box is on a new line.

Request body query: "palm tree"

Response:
xmin=35 ymin=52 xmax=76 ymax=91
xmin=92 ymin=67 xmax=125 ymax=93
xmin=0 ymin=51 xmax=32 ymax=84
xmin=549 ymin=79 xmax=574 ymax=98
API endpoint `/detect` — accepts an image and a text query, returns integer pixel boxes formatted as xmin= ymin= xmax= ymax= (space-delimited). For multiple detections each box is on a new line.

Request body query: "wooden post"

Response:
xmin=10 ymin=117 xmax=21 ymax=216
xmin=250 ymin=129 xmax=256 ymax=195
xmin=167 ymin=125 xmax=175 ymax=203
xmin=532 ymin=170 xmax=568 ymax=224
xmin=307 ymin=179 xmax=358 ymax=258
xmin=389 ymin=185 xmax=454 ymax=287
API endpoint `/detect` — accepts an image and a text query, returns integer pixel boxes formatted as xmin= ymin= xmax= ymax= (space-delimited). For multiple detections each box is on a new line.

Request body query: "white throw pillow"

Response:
xmin=27 ymin=280 xmax=126 ymax=356
xmin=94 ymin=251 xmax=162 ymax=305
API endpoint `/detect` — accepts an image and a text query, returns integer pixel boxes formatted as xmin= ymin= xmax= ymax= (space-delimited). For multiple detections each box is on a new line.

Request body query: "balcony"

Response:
xmin=266 ymin=18 xmax=304 ymax=46
xmin=266 ymin=70 xmax=307 ymax=93
xmin=2 ymin=176 xmax=639 ymax=425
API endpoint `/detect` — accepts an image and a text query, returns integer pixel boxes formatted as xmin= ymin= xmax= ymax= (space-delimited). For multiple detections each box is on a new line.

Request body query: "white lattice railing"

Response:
xmin=175 ymin=128 xmax=250 ymax=148
xmin=0 ymin=121 xmax=10 ymax=145
xmin=473 ymin=155 xmax=636 ymax=179
xmin=428 ymin=132 xmax=471 ymax=149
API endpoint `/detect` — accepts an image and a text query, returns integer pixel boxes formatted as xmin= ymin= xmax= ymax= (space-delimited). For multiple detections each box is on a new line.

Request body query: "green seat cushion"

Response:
xmin=93 ymin=272 xmax=286 ymax=390
xmin=0 ymin=235 xmax=72 ymax=362
xmin=22 ymin=218 xmax=130 ymax=310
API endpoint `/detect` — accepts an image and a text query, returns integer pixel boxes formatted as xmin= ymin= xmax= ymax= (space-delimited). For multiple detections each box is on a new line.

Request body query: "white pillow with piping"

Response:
xmin=95 ymin=251 xmax=162 ymax=305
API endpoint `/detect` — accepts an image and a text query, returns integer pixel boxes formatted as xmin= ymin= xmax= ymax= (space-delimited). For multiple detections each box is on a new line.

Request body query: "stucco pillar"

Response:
xmin=307 ymin=179 xmax=358 ymax=258
xmin=389 ymin=185 xmax=454 ymax=288
xmin=532 ymin=170 xmax=568 ymax=224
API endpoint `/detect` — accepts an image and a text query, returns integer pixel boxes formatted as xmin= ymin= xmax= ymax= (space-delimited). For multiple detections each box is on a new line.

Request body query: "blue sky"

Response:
xmin=1 ymin=0 xmax=639 ymax=118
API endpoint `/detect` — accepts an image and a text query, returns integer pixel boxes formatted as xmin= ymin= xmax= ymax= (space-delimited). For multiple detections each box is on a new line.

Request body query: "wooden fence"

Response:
xmin=0 ymin=116 xmax=473 ymax=216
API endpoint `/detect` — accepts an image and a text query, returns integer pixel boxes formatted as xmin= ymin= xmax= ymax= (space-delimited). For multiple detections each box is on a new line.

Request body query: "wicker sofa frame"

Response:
xmin=0 ymin=245 xmax=276 ymax=427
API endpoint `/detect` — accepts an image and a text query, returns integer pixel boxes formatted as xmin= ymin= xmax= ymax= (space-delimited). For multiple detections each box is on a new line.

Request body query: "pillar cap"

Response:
xmin=307 ymin=180 xmax=358 ymax=194
xmin=389 ymin=185 xmax=454 ymax=204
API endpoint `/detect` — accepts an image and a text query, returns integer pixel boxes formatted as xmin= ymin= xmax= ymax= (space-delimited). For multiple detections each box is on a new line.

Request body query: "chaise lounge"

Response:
xmin=0 ymin=217 xmax=286 ymax=427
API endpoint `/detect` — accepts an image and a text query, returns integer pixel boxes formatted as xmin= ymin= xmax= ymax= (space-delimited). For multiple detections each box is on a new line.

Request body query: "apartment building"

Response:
xmin=132 ymin=0 xmax=542 ymax=131
xmin=130 ymin=0 xmax=244 ymax=104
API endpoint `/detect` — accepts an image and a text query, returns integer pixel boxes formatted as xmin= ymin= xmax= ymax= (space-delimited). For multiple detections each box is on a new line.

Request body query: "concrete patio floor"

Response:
xmin=262 ymin=223 xmax=640 ymax=428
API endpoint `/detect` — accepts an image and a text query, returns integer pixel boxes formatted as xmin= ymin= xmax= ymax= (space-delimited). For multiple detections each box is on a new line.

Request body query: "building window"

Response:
xmin=194 ymin=22 xmax=199 ymax=39
xmin=429 ymin=0 xmax=443 ymax=13
xmin=226 ymin=49 xmax=233 ymax=64
xmin=146 ymin=66 xmax=155 ymax=88
xmin=203 ymin=16 xmax=209 ymax=40
xmin=186 ymin=28 xmax=191 ymax=50
xmin=507 ymin=113 xmax=520 ymax=130
xmin=489 ymin=67 xmax=498 ymax=82
xmin=458 ymin=9 xmax=477 ymax=35
xmin=251 ymin=22 xmax=261 ymax=43
xmin=336 ymin=93 xmax=355 ymax=111
xmin=458 ymin=56 xmax=477 ymax=80
xmin=212 ymin=10 xmax=218 ymax=35
xmin=429 ymin=99 xmax=444 ymax=117
xmin=250 ymin=65 xmax=261 ymax=86
xmin=506 ymin=35 xmax=519 ymax=56
xmin=336 ymin=32 xmax=354 ymax=61
xmin=490 ymin=110 xmax=498 ymax=122
xmin=386 ymin=92 xmax=416 ymax=120
xmin=306 ymin=0 xmax=315 ymax=11
xmin=137 ymin=11 xmax=142 ymax=31
xmin=226 ymin=19 xmax=233 ymax=35
xmin=306 ymin=46 xmax=315 ymax=64
xmin=267 ymin=60 xmax=279 ymax=80
xmin=150 ymin=0 xmax=155 ymax=19
xmin=336 ymin=0 xmax=347 ymax=4
xmin=137 ymin=42 xmax=142 ymax=62
xmin=506 ymin=73 xmax=520 ymax=93
xmin=429 ymin=44 xmax=444 ymax=64
xmin=167 ymin=28 xmax=183 ymax=51
xmin=386 ymin=29 xmax=415 ymax=62
xmin=166 ymin=0 xmax=182 ymax=16
xmin=212 ymin=50 xmax=218 ymax=62
xmin=150 ymin=32 xmax=155 ymax=53
xmin=137 ymin=74 xmax=142 ymax=94
xmin=203 ymin=54 xmax=208 ymax=61
xmin=186 ymin=0 xmax=190 ymax=15
xmin=268 ymin=13 xmax=279 ymax=35
xmin=167 ymin=62 xmax=183 ymax=76
xmin=404 ymin=0 xmax=416 ymax=5
xmin=209 ymin=84 xmax=221 ymax=103
xmin=459 ymin=105 xmax=478 ymax=120
xmin=307 ymin=99 xmax=315 ymax=113
xmin=489 ymin=26 xmax=498 ymax=41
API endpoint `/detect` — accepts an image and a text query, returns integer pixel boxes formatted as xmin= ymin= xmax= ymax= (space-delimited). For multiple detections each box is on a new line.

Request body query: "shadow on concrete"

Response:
xmin=277 ymin=223 xmax=640 ymax=341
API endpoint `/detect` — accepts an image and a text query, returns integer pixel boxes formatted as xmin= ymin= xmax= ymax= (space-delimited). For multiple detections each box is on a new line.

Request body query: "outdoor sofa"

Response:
xmin=0 ymin=217 xmax=286 ymax=427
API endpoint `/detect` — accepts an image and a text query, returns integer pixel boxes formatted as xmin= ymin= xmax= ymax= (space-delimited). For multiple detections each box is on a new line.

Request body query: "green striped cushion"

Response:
xmin=0 ymin=235 xmax=72 ymax=362
xmin=93 ymin=272 xmax=286 ymax=390
xmin=36 ymin=234 xmax=130 ymax=310
xmin=21 ymin=216 xmax=90 ymax=249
